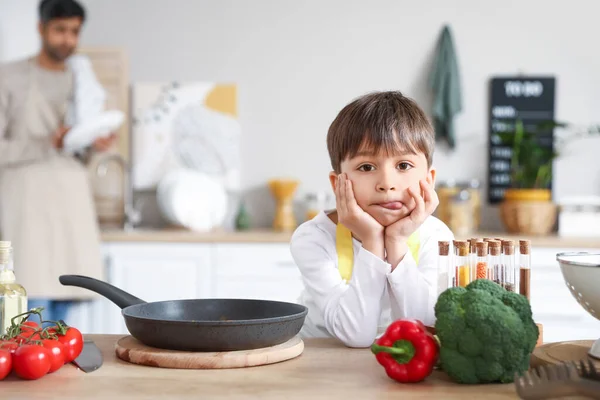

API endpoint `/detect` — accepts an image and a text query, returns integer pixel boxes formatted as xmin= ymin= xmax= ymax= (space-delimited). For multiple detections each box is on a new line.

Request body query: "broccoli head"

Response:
xmin=434 ymin=279 xmax=539 ymax=384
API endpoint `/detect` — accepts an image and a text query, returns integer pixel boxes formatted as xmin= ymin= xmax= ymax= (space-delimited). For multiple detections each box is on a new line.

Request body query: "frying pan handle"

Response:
xmin=59 ymin=275 xmax=146 ymax=309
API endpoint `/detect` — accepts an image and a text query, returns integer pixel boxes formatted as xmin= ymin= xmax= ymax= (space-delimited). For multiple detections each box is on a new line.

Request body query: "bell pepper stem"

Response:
xmin=371 ymin=343 xmax=408 ymax=356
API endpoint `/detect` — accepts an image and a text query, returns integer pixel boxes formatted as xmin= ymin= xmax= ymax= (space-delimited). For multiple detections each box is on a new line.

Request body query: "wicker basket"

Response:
xmin=499 ymin=200 xmax=557 ymax=235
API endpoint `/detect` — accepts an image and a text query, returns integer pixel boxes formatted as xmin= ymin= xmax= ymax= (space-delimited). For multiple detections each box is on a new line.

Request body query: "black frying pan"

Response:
xmin=59 ymin=275 xmax=308 ymax=352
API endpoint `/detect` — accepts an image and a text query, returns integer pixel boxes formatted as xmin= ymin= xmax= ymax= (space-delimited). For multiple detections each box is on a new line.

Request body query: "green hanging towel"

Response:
xmin=429 ymin=25 xmax=463 ymax=149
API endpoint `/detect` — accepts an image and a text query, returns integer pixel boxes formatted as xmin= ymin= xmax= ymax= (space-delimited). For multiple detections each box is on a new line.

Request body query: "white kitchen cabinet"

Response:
xmin=76 ymin=238 xmax=599 ymax=345
xmin=101 ymin=242 xmax=213 ymax=334
xmin=212 ymin=243 xmax=304 ymax=304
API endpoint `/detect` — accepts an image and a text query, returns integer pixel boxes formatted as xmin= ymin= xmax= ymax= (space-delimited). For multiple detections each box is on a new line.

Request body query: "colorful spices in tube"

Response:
xmin=475 ymin=241 xmax=488 ymax=280
xmin=519 ymin=240 xmax=531 ymax=300
xmin=456 ymin=241 xmax=470 ymax=287
xmin=468 ymin=238 xmax=478 ymax=281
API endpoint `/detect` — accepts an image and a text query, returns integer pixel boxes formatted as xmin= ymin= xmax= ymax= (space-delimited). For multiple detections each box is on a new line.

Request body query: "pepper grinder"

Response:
xmin=268 ymin=179 xmax=299 ymax=231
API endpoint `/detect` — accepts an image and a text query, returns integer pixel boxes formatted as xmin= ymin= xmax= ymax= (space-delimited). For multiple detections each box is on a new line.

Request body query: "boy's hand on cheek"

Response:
xmin=384 ymin=178 xmax=439 ymax=268
xmin=335 ymin=173 xmax=385 ymax=259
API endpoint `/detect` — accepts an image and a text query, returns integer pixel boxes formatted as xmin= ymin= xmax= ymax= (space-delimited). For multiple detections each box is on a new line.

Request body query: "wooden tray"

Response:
xmin=115 ymin=336 xmax=304 ymax=369
xmin=530 ymin=340 xmax=598 ymax=369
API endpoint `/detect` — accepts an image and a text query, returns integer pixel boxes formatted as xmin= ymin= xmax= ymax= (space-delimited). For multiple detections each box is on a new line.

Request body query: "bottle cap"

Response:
xmin=488 ymin=240 xmax=501 ymax=256
xmin=519 ymin=239 xmax=531 ymax=254
xmin=469 ymin=238 xmax=479 ymax=253
xmin=456 ymin=240 xmax=469 ymax=256
xmin=0 ymin=241 xmax=12 ymax=266
xmin=438 ymin=241 xmax=450 ymax=256
xmin=476 ymin=241 xmax=488 ymax=257
xmin=502 ymin=240 xmax=515 ymax=255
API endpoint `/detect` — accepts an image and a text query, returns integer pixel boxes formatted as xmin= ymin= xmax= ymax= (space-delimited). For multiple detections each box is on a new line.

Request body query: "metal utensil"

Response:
xmin=515 ymin=362 xmax=600 ymax=399
xmin=556 ymin=252 xmax=600 ymax=360
xmin=579 ymin=359 xmax=600 ymax=381
xmin=72 ymin=339 xmax=103 ymax=373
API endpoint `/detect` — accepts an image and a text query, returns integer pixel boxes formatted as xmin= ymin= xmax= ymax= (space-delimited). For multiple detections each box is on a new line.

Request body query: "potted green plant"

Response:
xmin=497 ymin=120 xmax=599 ymax=235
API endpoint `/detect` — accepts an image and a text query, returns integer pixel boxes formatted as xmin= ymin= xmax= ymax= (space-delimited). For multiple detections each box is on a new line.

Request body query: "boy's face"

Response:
xmin=329 ymin=145 xmax=436 ymax=227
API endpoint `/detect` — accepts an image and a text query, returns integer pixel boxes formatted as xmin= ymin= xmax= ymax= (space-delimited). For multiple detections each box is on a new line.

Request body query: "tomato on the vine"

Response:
xmin=41 ymin=339 xmax=66 ymax=373
xmin=22 ymin=321 xmax=39 ymax=329
xmin=1 ymin=307 xmax=85 ymax=380
xmin=48 ymin=326 xmax=83 ymax=362
xmin=13 ymin=345 xmax=51 ymax=380
xmin=0 ymin=349 xmax=11 ymax=380
xmin=0 ymin=340 xmax=18 ymax=354
xmin=15 ymin=325 xmax=42 ymax=343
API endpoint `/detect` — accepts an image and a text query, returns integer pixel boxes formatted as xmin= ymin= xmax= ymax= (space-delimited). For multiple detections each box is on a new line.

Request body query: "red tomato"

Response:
xmin=48 ymin=327 xmax=83 ymax=363
xmin=13 ymin=345 xmax=51 ymax=380
xmin=22 ymin=321 xmax=39 ymax=329
xmin=0 ymin=340 xmax=18 ymax=354
xmin=0 ymin=349 xmax=11 ymax=380
xmin=41 ymin=340 xmax=65 ymax=373
xmin=16 ymin=325 xmax=41 ymax=343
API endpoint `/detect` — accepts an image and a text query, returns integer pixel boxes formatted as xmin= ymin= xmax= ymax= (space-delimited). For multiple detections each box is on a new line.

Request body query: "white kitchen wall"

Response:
xmin=0 ymin=0 xmax=39 ymax=62
xmin=3 ymin=0 xmax=600 ymax=230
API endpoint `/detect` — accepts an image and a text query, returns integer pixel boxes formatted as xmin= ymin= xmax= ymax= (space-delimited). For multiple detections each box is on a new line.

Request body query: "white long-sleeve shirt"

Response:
xmin=290 ymin=210 xmax=454 ymax=347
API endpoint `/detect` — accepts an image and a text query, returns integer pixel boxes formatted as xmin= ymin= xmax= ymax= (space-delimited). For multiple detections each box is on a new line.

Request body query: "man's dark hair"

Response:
xmin=39 ymin=0 xmax=86 ymax=24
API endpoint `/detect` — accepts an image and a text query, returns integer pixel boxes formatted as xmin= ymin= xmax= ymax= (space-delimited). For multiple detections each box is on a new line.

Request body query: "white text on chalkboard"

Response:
xmin=492 ymin=106 xmax=516 ymax=118
xmin=504 ymin=80 xmax=544 ymax=98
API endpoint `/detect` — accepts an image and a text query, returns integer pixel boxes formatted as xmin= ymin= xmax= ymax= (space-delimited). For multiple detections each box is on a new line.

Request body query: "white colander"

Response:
xmin=556 ymin=252 xmax=600 ymax=359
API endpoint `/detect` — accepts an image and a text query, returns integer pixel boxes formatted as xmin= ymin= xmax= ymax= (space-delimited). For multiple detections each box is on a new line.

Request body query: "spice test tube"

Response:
xmin=437 ymin=241 xmax=450 ymax=295
xmin=475 ymin=241 xmax=488 ymax=280
xmin=519 ymin=240 xmax=531 ymax=300
xmin=456 ymin=241 xmax=470 ymax=287
xmin=501 ymin=240 xmax=516 ymax=292
xmin=451 ymin=241 xmax=458 ymax=287
xmin=468 ymin=238 xmax=478 ymax=281
xmin=487 ymin=240 xmax=501 ymax=283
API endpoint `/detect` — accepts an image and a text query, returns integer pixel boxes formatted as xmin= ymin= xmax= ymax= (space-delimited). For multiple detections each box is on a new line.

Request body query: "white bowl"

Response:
xmin=556 ymin=252 xmax=600 ymax=359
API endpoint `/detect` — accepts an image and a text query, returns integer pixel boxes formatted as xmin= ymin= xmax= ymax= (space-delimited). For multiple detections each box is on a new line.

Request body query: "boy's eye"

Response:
xmin=397 ymin=162 xmax=412 ymax=171
xmin=358 ymin=164 xmax=375 ymax=172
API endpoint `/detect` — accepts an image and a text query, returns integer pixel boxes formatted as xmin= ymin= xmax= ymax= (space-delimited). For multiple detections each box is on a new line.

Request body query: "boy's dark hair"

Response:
xmin=327 ymin=91 xmax=435 ymax=173
xmin=39 ymin=0 xmax=86 ymax=24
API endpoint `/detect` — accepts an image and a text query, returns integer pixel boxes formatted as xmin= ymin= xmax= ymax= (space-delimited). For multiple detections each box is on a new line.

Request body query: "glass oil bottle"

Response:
xmin=0 ymin=241 xmax=27 ymax=335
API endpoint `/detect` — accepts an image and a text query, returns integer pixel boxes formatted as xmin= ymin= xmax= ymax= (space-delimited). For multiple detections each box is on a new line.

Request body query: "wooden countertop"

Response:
xmin=1 ymin=335 xmax=518 ymax=399
xmin=100 ymin=227 xmax=600 ymax=248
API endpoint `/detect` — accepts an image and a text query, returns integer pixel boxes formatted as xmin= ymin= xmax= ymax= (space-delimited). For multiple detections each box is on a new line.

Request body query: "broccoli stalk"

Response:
xmin=434 ymin=279 xmax=539 ymax=384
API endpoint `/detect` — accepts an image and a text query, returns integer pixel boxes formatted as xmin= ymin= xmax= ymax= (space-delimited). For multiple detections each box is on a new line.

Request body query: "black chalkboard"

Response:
xmin=487 ymin=77 xmax=556 ymax=204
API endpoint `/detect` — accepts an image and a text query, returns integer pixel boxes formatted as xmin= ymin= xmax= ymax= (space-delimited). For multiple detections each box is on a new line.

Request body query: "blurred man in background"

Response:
xmin=0 ymin=0 xmax=114 ymax=322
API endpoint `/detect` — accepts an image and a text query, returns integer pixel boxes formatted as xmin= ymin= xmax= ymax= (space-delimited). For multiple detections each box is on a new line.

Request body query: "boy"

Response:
xmin=290 ymin=91 xmax=454 ymax=347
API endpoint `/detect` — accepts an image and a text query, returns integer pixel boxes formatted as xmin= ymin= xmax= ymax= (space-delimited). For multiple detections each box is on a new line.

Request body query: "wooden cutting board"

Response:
xmin=530 ymin=340 xmax=599 ymax=369
xmin=115 ymin=336 xmax=304 ymax=369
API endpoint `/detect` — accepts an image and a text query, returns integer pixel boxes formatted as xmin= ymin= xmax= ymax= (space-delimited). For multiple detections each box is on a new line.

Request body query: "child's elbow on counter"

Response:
xmin=332 ymin=327 xmax=378 ymax=349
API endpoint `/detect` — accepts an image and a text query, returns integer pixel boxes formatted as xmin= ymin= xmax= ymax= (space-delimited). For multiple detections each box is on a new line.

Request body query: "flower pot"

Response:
xmin=499 ymin=189 xmax=557 ymax=235
xmin=503 ymin=189 xmax=552 ymax=202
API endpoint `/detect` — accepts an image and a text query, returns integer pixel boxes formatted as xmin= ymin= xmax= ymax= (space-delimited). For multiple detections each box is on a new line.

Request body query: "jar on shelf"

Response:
xmin=436 ymin=179 xmax=481 ymax=231
xmin=305 ymin=192 xmax=329 ymax=221
xmin=448 ymin=189 xmax=475 ymax=236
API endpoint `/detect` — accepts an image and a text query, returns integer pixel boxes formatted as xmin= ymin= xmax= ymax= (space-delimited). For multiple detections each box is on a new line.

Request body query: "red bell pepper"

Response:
xmin=371 ymin=319 xmax=439 ymax=383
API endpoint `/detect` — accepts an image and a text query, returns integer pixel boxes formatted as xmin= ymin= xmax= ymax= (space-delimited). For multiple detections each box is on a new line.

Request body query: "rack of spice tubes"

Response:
xmin=437 ymin=237 xmax=531 ymax=300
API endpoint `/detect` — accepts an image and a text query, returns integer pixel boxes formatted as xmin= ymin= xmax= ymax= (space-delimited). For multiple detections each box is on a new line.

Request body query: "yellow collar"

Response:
xmin=336 ymin=223 xmax=420 ymax=282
